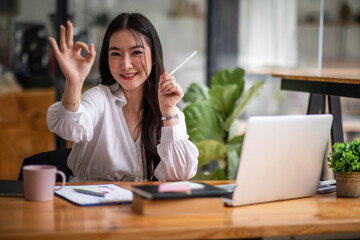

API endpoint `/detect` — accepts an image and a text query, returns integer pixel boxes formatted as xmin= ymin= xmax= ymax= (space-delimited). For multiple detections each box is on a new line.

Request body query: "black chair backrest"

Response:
xmin=18 ymin=148 xmax=73 ymax=182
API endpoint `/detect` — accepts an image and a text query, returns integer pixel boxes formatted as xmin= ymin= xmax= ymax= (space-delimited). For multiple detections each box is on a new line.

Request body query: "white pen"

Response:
xmin=167 ymin=50 xmax=197 ymax=76
xmin=73 ymin=188 xmax=105 ymax=197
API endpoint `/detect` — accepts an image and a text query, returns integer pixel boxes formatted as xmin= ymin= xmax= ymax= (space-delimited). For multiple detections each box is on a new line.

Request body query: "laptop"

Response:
xmin=222 ymin=114 xmax=333 ymax=206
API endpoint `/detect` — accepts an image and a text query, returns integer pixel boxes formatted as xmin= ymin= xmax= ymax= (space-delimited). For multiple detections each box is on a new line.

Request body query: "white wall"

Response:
xmin=298 ymin=0 xmax=360 ymax=67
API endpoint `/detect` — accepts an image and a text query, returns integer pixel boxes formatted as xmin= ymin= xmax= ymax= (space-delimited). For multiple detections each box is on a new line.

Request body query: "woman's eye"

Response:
xmin=133 ymin=50 xmax=143 ymax=55
xmin=110 ymin=52 xmax=120 ymax=56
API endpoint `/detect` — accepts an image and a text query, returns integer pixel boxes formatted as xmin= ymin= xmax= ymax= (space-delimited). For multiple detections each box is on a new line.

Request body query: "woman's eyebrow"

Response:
xmin=129 ymin=45 xmax=144 ymax=50
xmin=109 ymin=46 xmax=120 ymax=51
xmin=108 ymin=45 xmax=144 ymax=51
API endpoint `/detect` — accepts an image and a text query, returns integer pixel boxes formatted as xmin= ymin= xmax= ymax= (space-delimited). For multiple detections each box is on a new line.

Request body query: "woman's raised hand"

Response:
xmin=158 ymin=70 xmax=184 ymax=126
xmin=48 ymin=20 xmax=96 ymax=86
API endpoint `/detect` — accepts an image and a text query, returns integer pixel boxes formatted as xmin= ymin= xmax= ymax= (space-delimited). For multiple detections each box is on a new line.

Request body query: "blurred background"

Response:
xmin=0 ymin=0 xmax=360 ymax=180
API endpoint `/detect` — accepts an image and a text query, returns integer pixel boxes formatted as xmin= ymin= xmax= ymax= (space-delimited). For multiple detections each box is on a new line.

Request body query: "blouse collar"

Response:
xmin=109 ymin=83 xmax=127 ymax=107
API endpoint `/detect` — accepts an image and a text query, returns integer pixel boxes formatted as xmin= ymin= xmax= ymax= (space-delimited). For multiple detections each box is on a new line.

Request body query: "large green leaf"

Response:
xmin=228 ymin=119 xmax=239 ymax=140
xmin=182 ymin=82 xmax=209 ymax=103
xmin=224 ymin=80 xmax=265 ymax=130
xmin=227 ymin=150 xmax=240 ymax=180
xmin=226 ymin=135 xmax=244 ymax=156
xmin=211 ymin=68 xmax=232 ymax=85
xmin=195 ymin=140 xmax=228 ymax=167
xmin=209 ymin=84 xmax=240 ymax=119
xmin=184 ymin=101 xmax=225 ymax=142
xmin=211 ymin=67 xmax=245 ymax=95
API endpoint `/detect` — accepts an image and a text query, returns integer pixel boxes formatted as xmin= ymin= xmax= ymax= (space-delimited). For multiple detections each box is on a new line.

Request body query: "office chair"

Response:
xmin=18 ymin=148 xmax=73 ymax=182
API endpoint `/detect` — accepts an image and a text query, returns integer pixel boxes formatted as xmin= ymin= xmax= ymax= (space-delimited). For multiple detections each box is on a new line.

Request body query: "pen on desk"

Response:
xmin=73 ymin=188 xmax=105 ymax=197
xmin=167 ymin=50 xmax=197 ymax=76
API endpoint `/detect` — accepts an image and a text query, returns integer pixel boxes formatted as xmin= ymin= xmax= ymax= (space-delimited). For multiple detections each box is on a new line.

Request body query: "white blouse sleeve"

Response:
xmin=154 ymin=110 xmax=199 ymax=181
xmin=46 ymin=88 xmax=102 ymax=143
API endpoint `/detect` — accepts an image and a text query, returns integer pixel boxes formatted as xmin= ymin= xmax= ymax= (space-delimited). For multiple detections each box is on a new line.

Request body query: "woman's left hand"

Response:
xmin=158 ymin=70 xmax=184 ymax=116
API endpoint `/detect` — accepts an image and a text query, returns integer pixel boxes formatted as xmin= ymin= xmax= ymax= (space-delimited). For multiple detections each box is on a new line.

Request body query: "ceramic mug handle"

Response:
xmin=54 ymin=170 xmax=66 ymax=191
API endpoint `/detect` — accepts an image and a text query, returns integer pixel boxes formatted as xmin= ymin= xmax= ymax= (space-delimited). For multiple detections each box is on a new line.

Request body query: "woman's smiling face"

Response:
xmin=108 ymin=29 xmax=153 ymax=94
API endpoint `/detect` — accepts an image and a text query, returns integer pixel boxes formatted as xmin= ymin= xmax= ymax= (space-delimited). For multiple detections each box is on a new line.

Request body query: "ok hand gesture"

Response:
xmin=48 ymin=20 xmax=96 ymax=87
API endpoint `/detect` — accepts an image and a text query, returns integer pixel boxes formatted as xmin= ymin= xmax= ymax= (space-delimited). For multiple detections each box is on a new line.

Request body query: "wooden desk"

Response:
xmin=273 ymin=69 xmax=360 ymax=145
xmin=1 ymin=181 xmax=360 ymax=240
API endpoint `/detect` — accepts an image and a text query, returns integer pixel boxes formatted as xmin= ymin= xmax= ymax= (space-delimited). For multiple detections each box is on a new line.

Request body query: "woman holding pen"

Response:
xmin=47 ymin=12 xmax=199 ymax=182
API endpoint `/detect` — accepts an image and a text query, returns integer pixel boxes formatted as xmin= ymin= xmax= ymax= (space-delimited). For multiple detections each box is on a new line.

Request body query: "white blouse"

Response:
xmin=47 ymin=84 xmax=199 ymax=182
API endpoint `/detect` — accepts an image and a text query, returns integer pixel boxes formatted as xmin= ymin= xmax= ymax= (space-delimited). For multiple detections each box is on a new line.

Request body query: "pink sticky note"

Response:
xmin=158 ymin=183 xmax=191 ymax=193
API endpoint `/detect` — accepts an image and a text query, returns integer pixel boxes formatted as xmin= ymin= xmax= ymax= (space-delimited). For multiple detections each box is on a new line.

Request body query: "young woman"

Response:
xmin=47 ymin=13 xmax=199 ymax=182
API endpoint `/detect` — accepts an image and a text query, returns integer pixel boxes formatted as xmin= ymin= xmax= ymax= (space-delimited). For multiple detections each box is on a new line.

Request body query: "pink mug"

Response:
xmin=22 ymin=165 xmax=66 ymax=201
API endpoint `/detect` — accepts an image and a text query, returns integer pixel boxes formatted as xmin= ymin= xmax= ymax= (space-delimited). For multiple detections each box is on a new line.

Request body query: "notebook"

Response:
xmin=221 ymin=114 xmax=333 ymax=206
xmin=132 ymin=181 xmax=227 ymax=200
xmin=55 ymin=184 xmax=133 ymax=206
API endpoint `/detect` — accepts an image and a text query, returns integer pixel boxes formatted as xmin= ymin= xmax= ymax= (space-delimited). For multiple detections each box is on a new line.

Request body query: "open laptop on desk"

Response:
xmin=222 ymin=114 xmax=333 ymax=206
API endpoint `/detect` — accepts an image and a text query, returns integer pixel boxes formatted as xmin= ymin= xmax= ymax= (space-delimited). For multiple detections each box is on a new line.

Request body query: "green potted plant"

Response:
xmin=328 ymin=138 xmax=360 ymax=197
xmin=183 ymin=67 xmax=264 ymax=180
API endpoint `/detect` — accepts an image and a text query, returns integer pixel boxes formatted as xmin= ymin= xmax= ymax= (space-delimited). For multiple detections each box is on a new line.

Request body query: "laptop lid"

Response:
xmin=228 ymin=114 xmax=333 ymax=206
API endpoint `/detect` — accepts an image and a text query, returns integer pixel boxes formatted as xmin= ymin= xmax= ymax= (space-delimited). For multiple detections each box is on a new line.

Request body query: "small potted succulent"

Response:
xmin=327 ymin=138 xmax=360 ymax=197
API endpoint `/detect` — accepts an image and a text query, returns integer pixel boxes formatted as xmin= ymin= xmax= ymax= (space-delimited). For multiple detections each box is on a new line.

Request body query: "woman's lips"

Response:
xmin=120 ymin=72 xmax=138 ymax=80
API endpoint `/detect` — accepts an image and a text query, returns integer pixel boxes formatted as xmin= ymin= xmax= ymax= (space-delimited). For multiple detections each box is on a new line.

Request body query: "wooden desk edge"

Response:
xmin=1 ymin=218 xmax=359 ymax=240
xmin=272 ymin=73 xmax=360 ymax=84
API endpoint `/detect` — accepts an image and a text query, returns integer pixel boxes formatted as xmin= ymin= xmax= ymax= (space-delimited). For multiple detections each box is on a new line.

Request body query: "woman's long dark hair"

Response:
xmin=99 ymin=13 xmax=163 ymax=181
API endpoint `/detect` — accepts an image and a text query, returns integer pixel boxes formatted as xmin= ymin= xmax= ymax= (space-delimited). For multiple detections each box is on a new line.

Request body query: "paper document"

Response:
xmin=55 ymin=184 xmax=133 ymax=206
